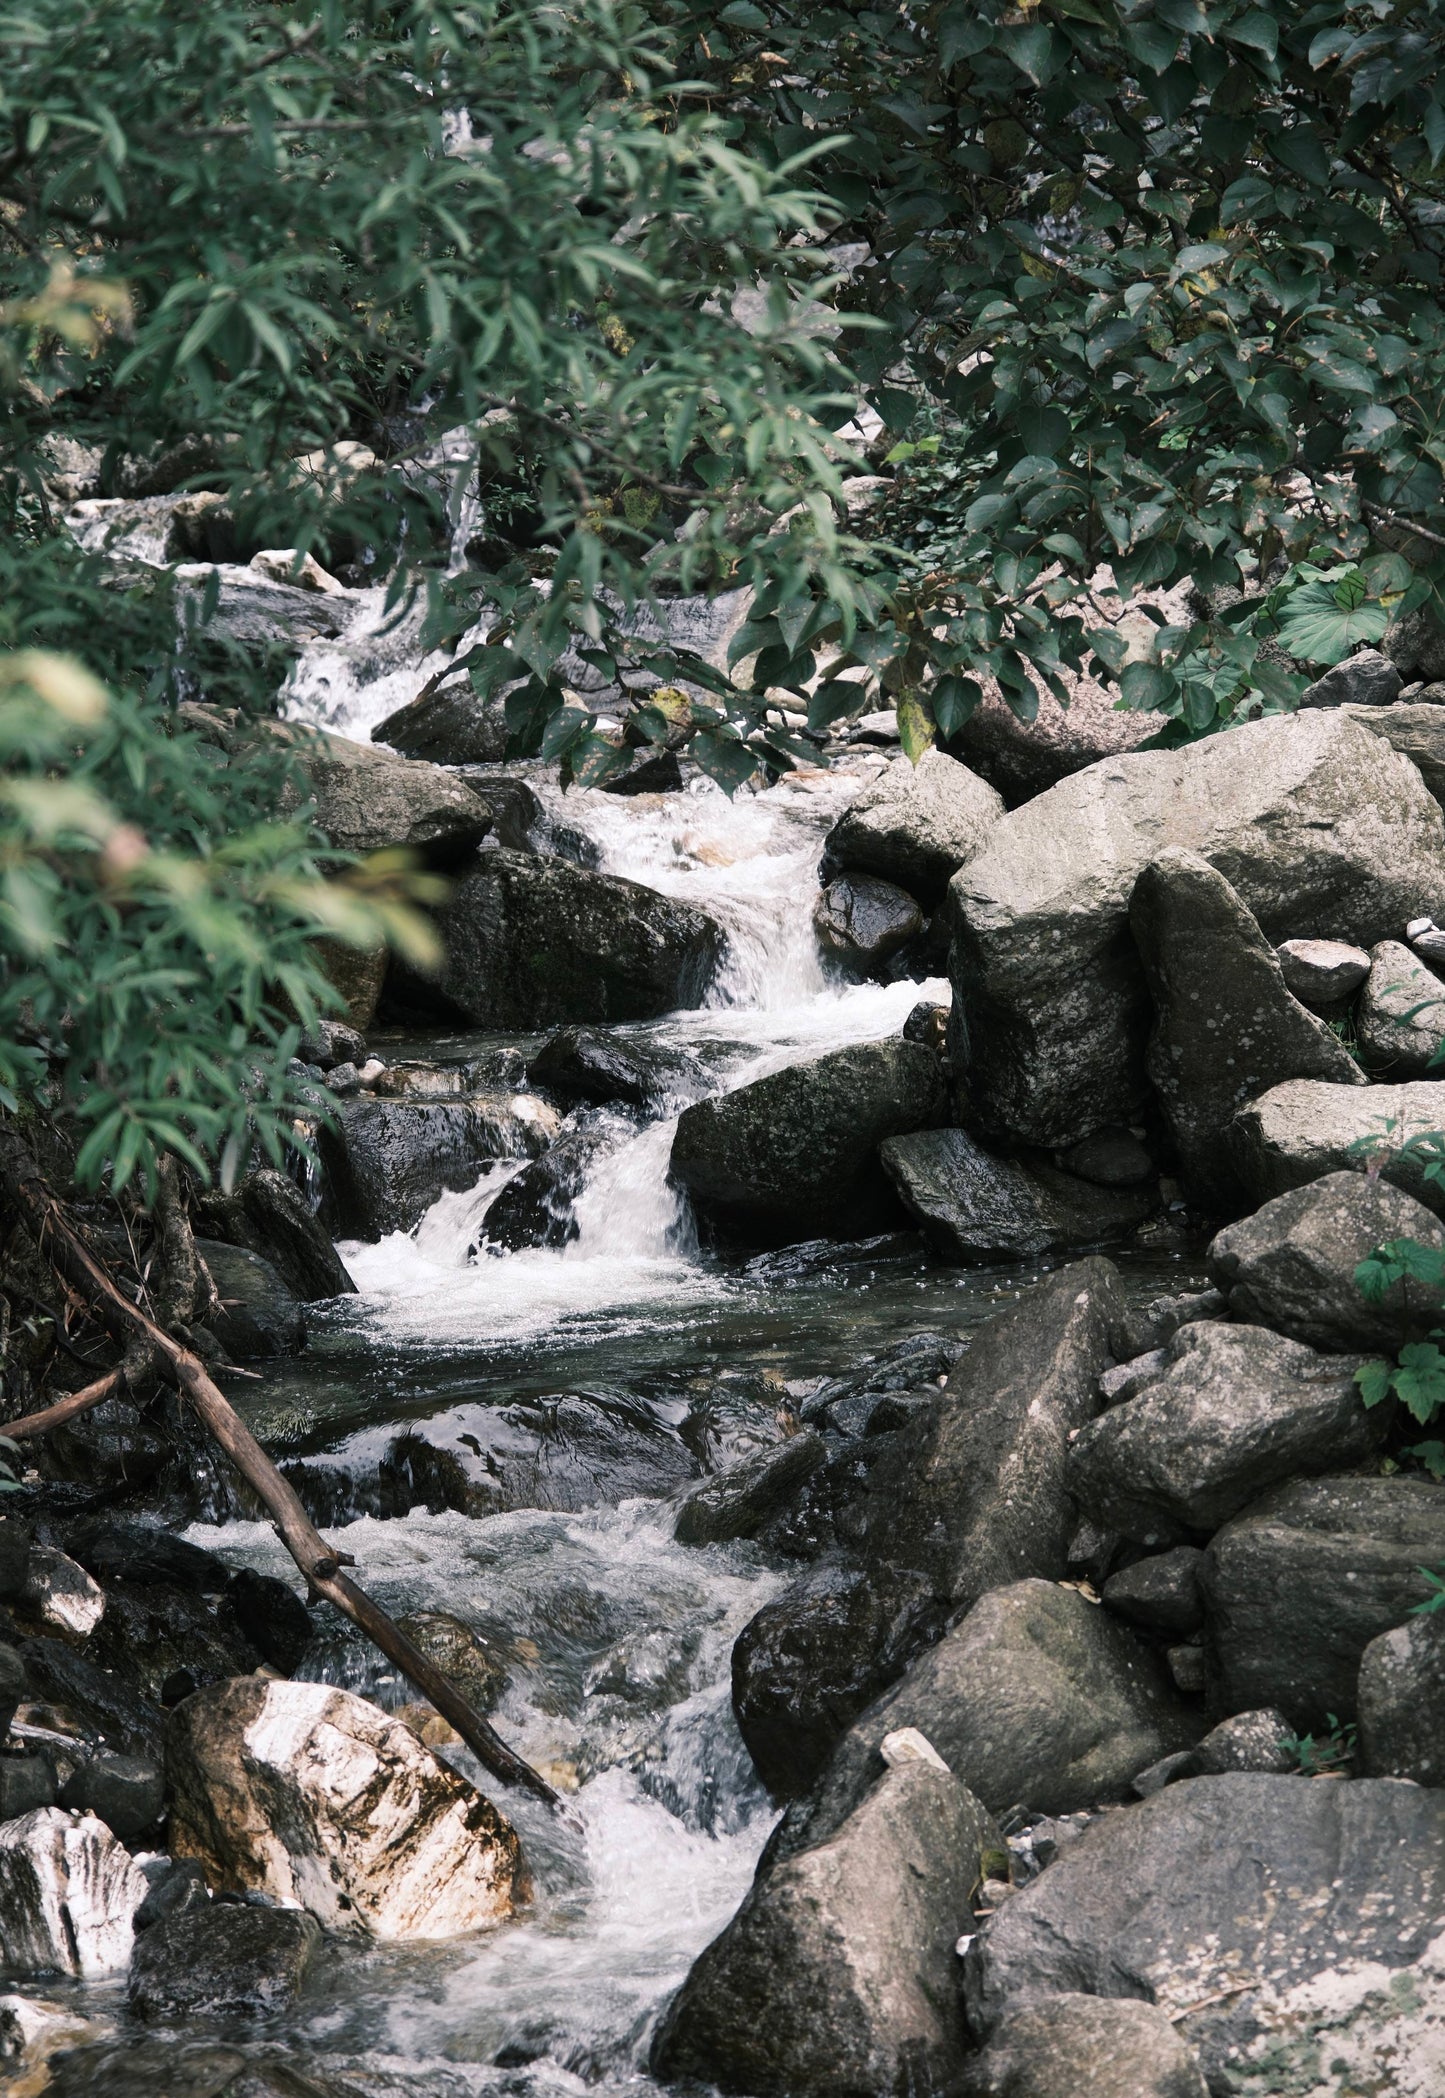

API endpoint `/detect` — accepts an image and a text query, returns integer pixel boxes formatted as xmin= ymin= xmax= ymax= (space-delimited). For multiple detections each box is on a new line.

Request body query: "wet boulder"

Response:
xmin=528 ymin=1026 xmax=679 ymax=1111
xmin=1203 ymin=1473 xmax=1445 ymax=1728
xmin=166 ymin=1677 xmax=523 ymax=1938
xmin=802 ymin=1580 xmax=1193 ymax=1825
xmin=85 ymin=1576 xmax=262 ymax=1708
xmin=62 ymin=1518 xmax=229 ymax=1592
xmin=291 ymin=729 xmax=492 ymax=867
xmin=960 ymin=1995 xmax=1208 ymax=2098
xmin=441 ymin=850 xmax=724 ymax=1028
xmin=1066 ymin=1323 xmax=1379 ymax=1547
xmin=963 ymin=1774 xmax=1445 ymax=2096
xmin=651 ymin=1761 xmax=998 ymax=2098
xmin=0 ymin=1645 xmax=25 ymax=1740
xmin=801 ymin=1331 xmax=963 ymax=1435
xmin=477 ymin=1112 xmax=626 ymax=1252
xmin=731 ymin=1566 xmax=943 ymax=1798
xmin=395 ymin=1611 xmax=507 ymax=1714
xmin=674 ymin=1430 xmax=826 ymax=1547
xmin=671 ymin=1039 xmax=944 ymax=1245
xmin=880 ymin=1127 xmax=1153 ymax=1262
xmin=193 ymin=1169 xmax=356 ymax=1301
xmin=813 ymin=874 xmax=923 ymax=976
xmin=857 ymin=1260 xmax=1124 ymax=1608
xmin=227 ymin=1568 xmax=313 ymax=1676
xmin=951 ymin=710 xmax=1445 ymax=1150
xmin=372 ymin=678 xmax=507 ymax=765
xmin=1230 ymin=1077 xmax=1445 ymax=1217
xmin=1357 ymin=1609 xmax=1445 ymax=1783
xmin=1207 ymin=1171 xmax=1445 ymax=1352
xmin=18 ymin=1639 xmax=164 ymax=1758
xmin=1357 ymin=938 xmax=1445 ymax=1075
xmin=60 ymin=1755 xmax=163 ymax=1841
xmin=197 ymin=1241 xmax=306 ymax=1359
xmin=824 ymin=748 xmax=1004 ymax=906
xmin=1274 ymin=936 xmax=1370 ymax=1009
xmin=0 ymin=1809 xmax=147 ymax=1977
xmin=1129 ymin=850 xmax=1364 ymax=1210
xmin=0 ymin=1761 xmax=56 ymax=1821
xmin=129 ymin=1903 xmax=321 ymax=2023
xmin=320 ymin=1091 xmax=558 ymax=1238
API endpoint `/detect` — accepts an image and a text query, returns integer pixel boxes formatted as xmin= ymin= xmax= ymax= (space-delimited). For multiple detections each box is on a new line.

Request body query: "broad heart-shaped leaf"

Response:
xmin=1392 ymin=1342 xmax=1445 ymax=1426
xmin=939 ymin=4 xmax=993 ymax=66
xmin=1273 ymin=585 xmax=1389 ymax=666
xmin=930 ymin=673 xmax=982 ymax=738
xmin=692 ymin=730 xmax=758 ymax=795
xmin=1356 ymin=1358 xmax=1396 ymax=1409
xmin=1015 ymin=402 xmax=1070 ymax=457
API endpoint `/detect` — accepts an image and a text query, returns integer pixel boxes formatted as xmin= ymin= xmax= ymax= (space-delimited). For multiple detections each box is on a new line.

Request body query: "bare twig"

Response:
xmin=5 ymin=1367 xmax=125 ymax=1442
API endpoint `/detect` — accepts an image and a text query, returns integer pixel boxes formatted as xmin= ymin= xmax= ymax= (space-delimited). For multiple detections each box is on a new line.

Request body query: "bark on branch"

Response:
xmin=0 ymin=1130 xmax=561 ymax=1811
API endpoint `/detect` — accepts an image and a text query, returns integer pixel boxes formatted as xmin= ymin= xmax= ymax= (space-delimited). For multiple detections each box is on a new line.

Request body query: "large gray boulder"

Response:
xmin=960 ymin=1995 xmax=1207 ymax=2098
xmin=880 ymin=1127 xmax=1153 ymax=1262
xmin=1357 ymin=1608 xmax=1445 ymax=1784
xmin=441 ymin=850 xmax=724 ymax=1027
xmin=675 ymin=1431 xmax=826 ymax=1547
xmin=1066 ymin=1322 xmax=1378 ymax=1546
xmin=193 ymin=1168 xmax=355 ymax=1301
xmin=1230 ymin=1077 xmax=1445 ymax=1217
xmin=1203 ymin=1474 xmax=1445 ymax=1727
xmin=671 ymin=1040 xmax=944 ymax=1245
xmin=291 ymin=729 xmax=493 ymax=866
xmin=320 ymin=1092 xmax=558 ymax=1238
xmin=372 ymin=678 xmax=507 ymax=765
xmin=798 ymin=1580 xmax=1192 ymax=1825
xmin=1130 ymin=850 xmax=1364 ymax=1209
xmin=651 ymin=1761 xmax=998 ymax=2098
xmin=1357 ymin=938 xmax=1445 ymax=1075
xmin=950 ymin=711 xmax=1445 ymax=1149
xmin=1299 ymin=646 xmax=1402 ymax=709
xmin=825 ymin=748 xmax=1004 ymax=905
xmin=1343 ymin=698 xmax=1445 ymax=803
xmin=857 ymin=1260 xmax=1124 ymax=1607
xmin=964 ymin=1773 xmax=1445 ymax=2096
xmin=1207 ymin=1171 xmax=1445 ymax=1352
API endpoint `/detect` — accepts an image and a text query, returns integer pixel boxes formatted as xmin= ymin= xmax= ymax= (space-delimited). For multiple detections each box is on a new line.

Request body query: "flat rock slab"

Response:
xmin=1207 ymin=1170 xmax=1445 ymax=1352
xmin=1231 ymin=1077 xmax=1445 ymax=1217
xmin=964 ymin=1773 xmax=1445 ymax=2096
xmin=1130 ymin=849 xmax=1364 ymax=1210
xmin=1067 ymin=1321 xmax=1377 ymax=1545
xmin=1275 ymin=936 xmax=1370 ymax=1008
xmin=291 ymin=729 xmax=493 ymax=865
xmin=1203 ymin=1472 xmax=1445 ymax=1728
xmin=880 ymin=1127 xmax=1153 ymax=1261
xmin=951 ymin=711 xmax=1445 ymax=1149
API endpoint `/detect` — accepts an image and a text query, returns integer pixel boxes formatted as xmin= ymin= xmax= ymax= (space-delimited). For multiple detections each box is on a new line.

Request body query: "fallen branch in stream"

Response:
xmin=0 ymin=1131 xmax=562 ymax=1812
xmin=5 ymin=1365 xmax=125 ymax=1441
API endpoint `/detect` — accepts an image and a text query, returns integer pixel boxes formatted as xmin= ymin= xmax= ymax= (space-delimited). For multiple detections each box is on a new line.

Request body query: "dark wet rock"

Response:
xmin=0 ymin=1522 xmax=33 ymax=1602
xmin=824 ymin=748 xmax=1004 ymax=906
xmin=18 ymin=1639 xmax=164 ymax=1757
xmin=198 ymin=1242 xmax=306 ymax=1360
xmin=373 ymin=678 xmax=508 ymax=765
xmin=227 ymin=1570 xmax=313 ymax=1677
xmin=1357 ymin=1608 xmax=1445 ymax=1784
xmin=1299 ymin=646 xmax=1402 ymax=709
xmin=295 ymin=1018 xmax=364 ymax=1070
xmin=1207 ymin=1171 xmax=1445 ymax=1352
xmin=739 ymin=1231 xmax=924 ymax=1282
xmin=800 ymin=1333 xmax=962 ymax=1432
xmin=1067 ymin=1323 xmax=1378 ymax=1547
xmin=441 ymin=849 xmax=724 ymax=1028
xmin=1203 ymin=1473 xmax=1445 ymax=1728
xmin=291 ymin=729 xmax=492 ymax=867
xmin=800 ymin=1580 xmax=1192 ymax=1825
xmin=0 ymin=1758 xmax=55 ymax=1820
xmin=671 ymin=1040 xmax=944 ymax=1246
xmin=902 ymin=998 xmax=949 ymax=1052
xmin=40 ymin=1394 xmax=169 ymax=1496
xmin=959 ymin=1994 xmax=1208 ymax=2098
xmin=813 ymin=874 xmax=923 ymax=977
xmin=0 ymin=1646 xmax=25 ymax=1739
xmin=1357 ymin=937 xmax=1445 ymax=1074
xmin=602 ymin=749 xmax=685 ymax=795
xmin=1342 ymin=697 xmax=1445 ymax=805
xmin=134 ymin=1856 xmax=211 ymax=1932
xmin=1130 ymin=849 xmax=1364 ymax=1210
xmin=86 ymin=1579 xmax=261 ymax=1708
xmin=62 ymin=1520 xmax=230 ymax=1593
xmin=395 ymin=1611 xmax=506 ymax=1714
xmin=753 ymin=1433 xmax=906 ymax=1563
xmin=477 ymin=1113 xmax=626 ymax=1252
xmin=1231 ymin=1077 xmax=1445 ymax=1217
xmin=880 ymin=1127 xmax=1154 ymax=1262
xmin=1059 ymin=1126 xmax=1154 ymax=1187
xmin=176 ymin=566 xmax=352 ymax=654
xmin=652 ymin=1761 xmax=998 ymax=2098
xmin=857 ymin=1260 xmax=1123 ymax=1609
xmin=1275 ymin=936 xmax=1371 ymax=1009
xmin=1166 ymin=1643 xmax=1205 ymax=1697
xmin=675 ymin=1432 xmax=826 ymax=1547
xmin=731 ymin=1566 xmax=944 ymax=1798
xmin=319 ymin=1092 xmax=555 ymax=1238
xmin=951 ymin=711 xmax=1445 ymax=1150
xmin=528 ymin=1027 xmax=675 ymax=1110
xmin=45 ymin=2039 xmax=379 ymax=2098
xmin=129 ymin=1902 xmax=321 ymax=2022
xmin=1101 ymin=1549 xmax=1206 ymax=1639
xmin=193 ymin=1169 xmax=356 ymax=1301
xmin=964 ymin=1773 xmax=1445 ymax=2093
xmin=60 ymin=1754 xmax=163 ymax=1841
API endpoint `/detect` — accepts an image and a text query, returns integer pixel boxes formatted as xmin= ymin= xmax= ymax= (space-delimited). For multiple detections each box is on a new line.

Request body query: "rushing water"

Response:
xmin=46 ymin=624 xmax=1202 ymax=2094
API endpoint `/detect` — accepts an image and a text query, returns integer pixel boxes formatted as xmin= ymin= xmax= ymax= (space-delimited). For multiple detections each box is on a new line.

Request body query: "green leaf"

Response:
xmin=1224 ymin=10 xmax=1279 ymax=60
xmin=1273 ymin=583 xmax=1390 ymax=666
xmin=939 ymin=6 xmax=994 ymax=66
xmin=896 ymin=691 xmax=936 ymax=761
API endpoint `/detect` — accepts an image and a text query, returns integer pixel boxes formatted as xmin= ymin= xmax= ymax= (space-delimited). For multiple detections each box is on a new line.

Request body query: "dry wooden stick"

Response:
xmin=5 ymin=1366 xmax=125 ymax=1442
xmin=0 ymin=1133 xmax=560 ymax=1811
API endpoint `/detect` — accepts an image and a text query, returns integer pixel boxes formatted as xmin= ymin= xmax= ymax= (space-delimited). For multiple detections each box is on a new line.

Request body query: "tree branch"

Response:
xmin=5 ymin=1367 xmax=124 ymax=1442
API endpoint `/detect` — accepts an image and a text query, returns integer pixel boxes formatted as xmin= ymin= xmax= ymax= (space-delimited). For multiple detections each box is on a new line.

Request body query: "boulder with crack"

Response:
xmin=824 ymin=747 xmax=1004 ymax=905
xmin=880 ymin=1126 xmax=1155 ymax=1262
xmin=1230 ymin=1077 xmax=1445 ymax=1217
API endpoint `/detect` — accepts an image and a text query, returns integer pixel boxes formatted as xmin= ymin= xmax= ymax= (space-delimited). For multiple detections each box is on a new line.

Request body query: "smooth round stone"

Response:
xmin=1275 ymin=937 xmax=1370 ymax=1007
